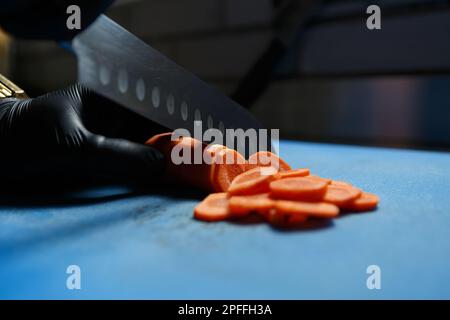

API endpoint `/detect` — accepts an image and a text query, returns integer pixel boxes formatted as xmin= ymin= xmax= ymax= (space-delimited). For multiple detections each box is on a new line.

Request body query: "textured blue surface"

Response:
xmin=1 ymin=141 xmax=450 ymax=299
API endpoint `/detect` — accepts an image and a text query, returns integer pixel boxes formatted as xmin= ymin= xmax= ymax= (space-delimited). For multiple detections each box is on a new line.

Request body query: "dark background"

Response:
xmin=1 ymin=0 xmax=450 ymax=150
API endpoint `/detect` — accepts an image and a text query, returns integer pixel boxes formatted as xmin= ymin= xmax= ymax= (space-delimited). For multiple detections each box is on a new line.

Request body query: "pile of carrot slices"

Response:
xmin=195 ymin=165 xmax=379 ymax=226
xmin=193 ymin=148 xmax=380 ymax=228
xmin=146 ymin=133 xmax=379 ymax=228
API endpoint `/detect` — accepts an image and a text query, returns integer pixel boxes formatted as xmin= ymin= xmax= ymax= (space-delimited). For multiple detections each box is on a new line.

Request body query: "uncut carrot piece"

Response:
xmin=228 ymin=167 xmax=277 ymax=196
xmin=276 ymin=168 xmax=310 ymax=179
xmin=270 ymin=177 xmax=328 ymax=201
xmin=174 ymin=137 xmax=212 ymax=190
xmin=343 ymin=192 xmax=379 ymax=212
xmin=146 ymin=132 xmax=202 ymax=163
xmin=247 ymin=151 xmax=291 ymax=172
xmin=228 ymin=193 xmax=275 ymax=217
xmin=275 ymin=200 xmax=339 ymax=218
xmin=210 ymin=148 xmax=247 ymax=192
xmin=147 ymin=133 xmax=213 ymax=191
xmin=194 ymin=193 xmax=230 ymax=222
xmin=145 ymin=132 xmax=178 ymax=159
xmin=323 ymin=184 xmax=362 ymax=207
xmin=145 ymin=132 xmax=173 ymax=145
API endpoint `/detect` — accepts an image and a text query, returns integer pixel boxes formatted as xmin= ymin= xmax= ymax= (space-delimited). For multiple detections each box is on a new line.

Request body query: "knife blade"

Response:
xmin=71 ymin=15 xmax=271 ymax=153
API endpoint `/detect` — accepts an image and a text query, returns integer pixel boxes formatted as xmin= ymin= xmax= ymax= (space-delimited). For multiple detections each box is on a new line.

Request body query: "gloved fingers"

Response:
xmin=85 ymin=133 xmax=166 ymax=185
xmin=80 ymin=91 xmax=167 ymax=144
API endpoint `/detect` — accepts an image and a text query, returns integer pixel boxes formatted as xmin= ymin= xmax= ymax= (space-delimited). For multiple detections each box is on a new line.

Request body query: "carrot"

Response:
xmin=323 ymin=184 xmax=362 ymax=207
xmin=149 ymin=133 xmax=379 ymax=224
xmin=210 ymin=148 xmax=247 ymax=192
xmin=247 ymin=151 xmax=291 ymax=172
xmin=269 ymin=176 xmax=328 ymax=201
xmin=275 ymin=200 xmax=339 ymax=218
xmin=205 ymin=144 xmax=227 ymax=154
xmin=194 ymin=192 xmax=230 ymax=222
xmin=228 ymin=193 xmax=275 ymax=217
xmin=146 ymin=132 xmax=203 ymax=164
xmin=343 ymin=192 xmax=379 ymax=212
xmin=276 ymin=168 xmax=310 ymax=179
xmin=228 ymin=166 xmax=277 ymax=196
xmin=147 ymin=133 xmax=213 ymax=191
xmin=203 ymin=144 xmax=227 ymax=165
xmin=145 ymin=132 xmax=178 ymax=159
xmin=145 ymin=132 xmax=173 ymax=145
xmin=266 ymin=209 xmax=309 ymax=227
xmin=331 ymin=180 xmax=352 ymax=187
xmin=147 ymin=133 xmax=248 ymax=192
xmin=306 ymin=175 xmax=332 ymax=185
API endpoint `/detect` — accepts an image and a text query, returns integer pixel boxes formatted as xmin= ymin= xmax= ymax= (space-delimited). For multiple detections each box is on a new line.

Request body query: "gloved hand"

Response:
xmin=0 ymin=83 xmax=166 ymax=190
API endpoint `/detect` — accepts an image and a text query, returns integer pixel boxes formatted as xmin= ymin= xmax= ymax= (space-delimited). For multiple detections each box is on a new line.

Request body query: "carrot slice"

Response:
xmin=265 ymin=209 xmax=308 ymax=227
xmin=323 ymin=184 xmax=362 ymax=207
xmin=210 ymin=148 xmax=247 ymax=192
xmin=275 ymin=200 xmax=339 ymax=218
xmin=344 ymin=192 xmax=379 ymax=212
xmin=306 ymin=175 xmax=332 ymax=185
xmin=205 ymin=144 xmax=227 ymax=154
xmin=194 ymin=193 xmax=230 ymax=222
xmin=276 ymin=168 xmax=310 ymax=179
xmin=228 ymin=167 xmax=277 ymax=196
xmin=203 ymin=144 xmax=227 ymax=165
xmin=228 ymin=193 xmax=275 ymax=217
xmin=331 ymin=180 xmax=352 ymax=187
xmin=269 ymin=176 xmax=328 ymax=201
xmin=247 ymin=151 xmax=291 ymax=172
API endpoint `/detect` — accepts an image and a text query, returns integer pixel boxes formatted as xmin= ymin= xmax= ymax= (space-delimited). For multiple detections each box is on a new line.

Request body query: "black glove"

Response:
xmin=0 ymin=84 xmax=166 ymax=191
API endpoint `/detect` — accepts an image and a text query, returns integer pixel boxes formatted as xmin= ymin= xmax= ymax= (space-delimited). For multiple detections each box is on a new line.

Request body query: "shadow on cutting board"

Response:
xmin=0 ymin=182 xmax=207 ymax=255
xmin=0 ymin=180 xmax=206 ymax=208
xmin=228 ymin=212 xmax=335 ymax=232
xmin=0 ymin=181 xmax=337 ymax=255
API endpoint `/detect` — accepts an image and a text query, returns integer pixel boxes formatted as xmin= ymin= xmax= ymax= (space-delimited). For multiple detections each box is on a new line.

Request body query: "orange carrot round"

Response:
xmin=265 ymin=209 xmax=308 ymax=227
xmin=228 ymin=166 xmax=277 ymax=196
xmin=270 ymin=176 xmax=328 ymax=201
xmin=323 ymin=184 xmax=362 ymax=207
xmin=276 ymin=168 xmax=310 ymax=179
xmin=275 ymin=200 xmax=339 ymax=218
xmin=306 ymin=175 xmax=332 ymax=185
xmin=210 ymin=148 xmax=247 ymax=192
xmin=228 ymin=193 xmax=275 ymax=217
xmin=247 ymin=151 xmax=291 ymax=172
xmin=203 ymin=144 xmax=227 ymax=165
xmin=194 ymin=193 xmax=230 ymax=222
xmin=331 ymin=180 xmax=352 ymax=187
xmin=344 ymin=192 xmax=379 ymax=212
